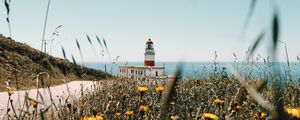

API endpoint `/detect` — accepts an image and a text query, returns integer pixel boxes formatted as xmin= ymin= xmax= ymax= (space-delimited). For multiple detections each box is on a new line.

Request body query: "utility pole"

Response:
xmin=44 ymin=40 xmax=47 ymax=53
xmin=44 ymin=39 xmax=50 ymax=53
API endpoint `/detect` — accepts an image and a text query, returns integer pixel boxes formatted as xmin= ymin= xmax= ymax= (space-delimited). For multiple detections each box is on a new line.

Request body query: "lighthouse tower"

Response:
xmin=118 ymin=37 xmax=166 ymax=80
xmin=144 ymin=38 xmax=155 ymax=66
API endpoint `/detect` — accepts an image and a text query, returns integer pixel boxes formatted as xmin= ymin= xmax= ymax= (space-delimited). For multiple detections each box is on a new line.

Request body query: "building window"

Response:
xmin=156 ymin=71 xmax=158 ymax=76
xmin=147 ymin=44 xmax=153 ymax=49
xmin=131 ymin=70 xmax=134 ymax=74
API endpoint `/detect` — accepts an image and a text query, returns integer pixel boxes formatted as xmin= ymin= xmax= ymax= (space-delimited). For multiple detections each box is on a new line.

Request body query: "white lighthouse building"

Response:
xmin=118 ymin=38 xmax=166 ymax=80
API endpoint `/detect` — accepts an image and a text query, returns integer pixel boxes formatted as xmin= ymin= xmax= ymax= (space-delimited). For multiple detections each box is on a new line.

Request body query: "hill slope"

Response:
xmin=0 ymin=35 xmax=111 ymax=91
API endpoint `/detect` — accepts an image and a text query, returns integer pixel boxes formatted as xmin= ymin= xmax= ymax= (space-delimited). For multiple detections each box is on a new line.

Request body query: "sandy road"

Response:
xmin=0 ymin=81 xmax=98 ymax=118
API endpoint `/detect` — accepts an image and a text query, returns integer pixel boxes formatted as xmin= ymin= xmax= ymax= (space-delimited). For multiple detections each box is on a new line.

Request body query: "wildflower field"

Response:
xmin=2 ymin=59 xmax=300 ymax=120
xmin=1 ymin=0 xmax=300 ymax=120
xmin=56 ymin=72 xmax=300 ymax=120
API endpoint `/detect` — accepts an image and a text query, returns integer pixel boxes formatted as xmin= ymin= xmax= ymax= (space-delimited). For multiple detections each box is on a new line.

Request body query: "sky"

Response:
xmin=0 ymin=0 xmax=300 ymax=62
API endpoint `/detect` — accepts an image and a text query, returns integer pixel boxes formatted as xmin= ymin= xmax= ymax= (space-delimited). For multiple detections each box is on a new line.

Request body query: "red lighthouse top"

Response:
xmin=146 ymin=38 xmax=153 ymax=44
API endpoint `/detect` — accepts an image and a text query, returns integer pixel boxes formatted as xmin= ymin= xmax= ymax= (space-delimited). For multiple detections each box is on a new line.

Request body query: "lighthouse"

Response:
xmin=144 ymin=38 xmax=155 ymax=66
xmin=118 ymin=37 xmax=167 ymax=81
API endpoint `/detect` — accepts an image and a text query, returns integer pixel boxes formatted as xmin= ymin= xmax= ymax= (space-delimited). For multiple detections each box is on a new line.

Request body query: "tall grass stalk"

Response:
xmin=75 ymin=38 xmax=84 ymax=65
xmin=4 ymin=0 xmax=12 ymax=38
xmin=41 ymin=0 xmax=51 ymax=52
xmin=49 ymin=25 xmax=62 ymax=55
xmin=159 ymin=64 xmax=182 ymax=119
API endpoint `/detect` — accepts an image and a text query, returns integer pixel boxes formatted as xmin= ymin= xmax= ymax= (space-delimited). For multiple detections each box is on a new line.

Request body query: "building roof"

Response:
xmin=146 ymin=38 xmax=153 ymax=44
xmin=119 ymin=66 xmax=164 ymax=69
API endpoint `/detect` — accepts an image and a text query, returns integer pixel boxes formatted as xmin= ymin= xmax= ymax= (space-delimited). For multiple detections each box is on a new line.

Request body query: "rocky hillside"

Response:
xmin=0 ymin=35 xmax=111 ymax=91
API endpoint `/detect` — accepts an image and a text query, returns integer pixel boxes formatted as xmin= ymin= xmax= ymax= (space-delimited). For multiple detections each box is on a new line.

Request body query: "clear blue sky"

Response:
xmin=0 ymin=0 xmax=299 ymax=62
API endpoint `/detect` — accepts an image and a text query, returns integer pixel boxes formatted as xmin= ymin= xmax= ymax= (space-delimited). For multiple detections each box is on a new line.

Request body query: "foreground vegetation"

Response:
xmin=1 ymin=1 xmax=299 ymax=119
xmin=1 ymin=33 xmax=299 ymax=119
xmin=3 ymin=67 xmax=299 ymax=120
xmin=62 ymin=77 xmax=299 ymax=120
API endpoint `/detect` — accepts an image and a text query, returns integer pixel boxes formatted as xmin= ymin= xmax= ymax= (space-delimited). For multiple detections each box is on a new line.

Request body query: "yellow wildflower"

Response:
xmin=235 ymin=105 xmax=242 ymax=110
xmin=170 ymin=101 xmax=175 ymax=105
xmin=170 ymin=115 xmax=179 ymax=120
xmin=115 ymin=112 xmax=121 ymax=116
xmin=80 ymin=104 xmax=85 ymax=107
xmin=155 ymin=86 xmax=164 ymax=93
xmin=139 ymin=105 xmax=149 ymax=112
xmin=31 ymin=101 xmax=38 ymax=108
xmin=96 ymin=115 xmax=104 ymax=120
xmin=285 ymin=107 xmax=300 ymax=119
xmin=260 ymin=112 xmax=267 ymax=119
xmin=202 ymin=113 xmax=219 ymax=120
xmin=80 ymin=116 xmax=88 ymax=120
xmin=80 ymin=115 xmax=104 ymax=120
xmin=125 ymin=110 xmax=134 ymax=116
xmin=137 ymin=86 xmax=148 ymax=93
xmin=213 ymin=98 xmax=223 ymax=104
xmin=255 ymin=112 xmax=267 ymax=119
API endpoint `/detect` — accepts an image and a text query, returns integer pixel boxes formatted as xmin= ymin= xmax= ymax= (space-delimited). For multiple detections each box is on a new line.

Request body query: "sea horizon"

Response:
xmin=83 ymin=61 xmax=300 ymax=81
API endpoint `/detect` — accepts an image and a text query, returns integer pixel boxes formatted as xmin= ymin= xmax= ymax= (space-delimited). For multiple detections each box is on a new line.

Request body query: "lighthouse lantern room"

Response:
xmin=144 ymin=38 xmax=155 ymax=66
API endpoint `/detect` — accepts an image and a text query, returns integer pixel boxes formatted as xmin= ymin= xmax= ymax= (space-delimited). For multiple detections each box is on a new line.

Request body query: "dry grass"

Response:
xmin=50 ymin=76 xmax=299 ymax=120
xmin=1 ymin=1 xmax=299 ymax=119
xmin=1 ymin=56 xmax=300 ymax=120
xmin=2 ymin=55 xmax=300 ymax=119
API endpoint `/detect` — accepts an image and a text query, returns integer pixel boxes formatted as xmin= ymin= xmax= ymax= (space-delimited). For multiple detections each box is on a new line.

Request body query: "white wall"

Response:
xmin=118 ymin=66 xmax=165 ymax=79
xmin=144 ymin=54 xmax=155 ymax=61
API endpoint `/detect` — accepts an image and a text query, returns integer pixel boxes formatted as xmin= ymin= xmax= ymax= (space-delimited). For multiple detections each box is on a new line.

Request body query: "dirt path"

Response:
xmin=0 ymin=81 xmax=98 ymax=118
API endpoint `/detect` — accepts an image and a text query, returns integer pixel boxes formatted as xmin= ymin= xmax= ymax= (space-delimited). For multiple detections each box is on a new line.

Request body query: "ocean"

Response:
xmin=84 ymin=62 xmax=300 ymax=81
